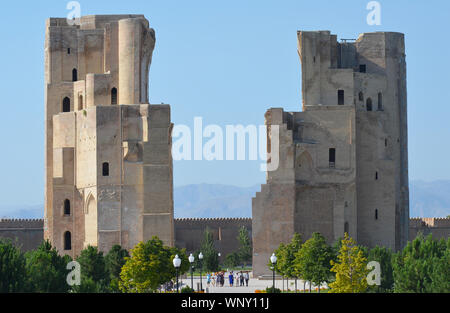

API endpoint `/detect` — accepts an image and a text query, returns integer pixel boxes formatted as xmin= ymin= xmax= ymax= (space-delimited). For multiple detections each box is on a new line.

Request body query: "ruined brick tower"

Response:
xmin=252 ymin=31 xmax=409 ymax=277
xmin=44 ymin=15 xmax=174 ymax=257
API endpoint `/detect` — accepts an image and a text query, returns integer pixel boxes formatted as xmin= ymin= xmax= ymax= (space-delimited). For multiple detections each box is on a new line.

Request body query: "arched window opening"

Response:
xmin=375 ymin=209 xmax=379 ymax=220
xmin=62 ymin=97 xmax=71 ymax=112
xmin=72 ymin=68 xmax=78 ymax=82
xmin=111 ymin=88 xmax=117 ymax=105
xmin=102 ymin=162 xmax=109 ymax=177
xmin=359 ymin=64 xmax=366 ymax=73
xmin=338 ymin=90 xmax=344 ymax=105
xmin=64 ymin=199 xmax=71 ymax=215
xmin=68 ymin=48 xmax=71 ymax=55
xmin=359 ymin=91 xmax=364 ymax=102
xmin=344 ymin=222 xmax=349 ymax=235
xmin=375 ymin=172 xmax=378 ymax=180
xmin=64 ymin=231 xmax=72 ymax=250
xmin=385 ymin=138 xmax=388 ymax=147
xmin=78 ymin=95 xmax=83 ymax=110
xmin=378 ymin=92 xmax=383 ymax=110
xmin=366 ymin=98 xmax=372 ymax=111
xmin=329 ymin=148 xmax=336 ymax=168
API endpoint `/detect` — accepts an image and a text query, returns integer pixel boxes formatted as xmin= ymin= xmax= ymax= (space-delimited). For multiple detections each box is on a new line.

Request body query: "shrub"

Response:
xmin=265 ymin=286 xmax=281 ymax=293
xmin=181 ymin=286 xmax=194 ymax=293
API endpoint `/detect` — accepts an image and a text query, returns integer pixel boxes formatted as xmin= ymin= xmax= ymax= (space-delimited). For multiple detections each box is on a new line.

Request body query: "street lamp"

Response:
xmin=173 ymin=254 xmax=181 ymax=293
xmin=270 ymin=253 xmax=277 ymax=292
xmin=198 ymin=252 xmax=204 ymax=291
xmin=188 ymin=253 xmax=195 ymax=290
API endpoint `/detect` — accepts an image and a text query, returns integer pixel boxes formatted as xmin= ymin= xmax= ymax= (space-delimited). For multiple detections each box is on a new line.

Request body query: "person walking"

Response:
xmin=206 ymin=273 xmax=211 ymax=287
xmin=211 ymin=272 xmax=216 ymax=287
xmin=240 ymin=272 xmax=244 ymax=286
xmin=229 ymin=271 xmax=234 ymax=287
xmin=235 ymin=272 xmax=240 ymax=287
xmin=244 ymin=271 xmax=249 ymax=287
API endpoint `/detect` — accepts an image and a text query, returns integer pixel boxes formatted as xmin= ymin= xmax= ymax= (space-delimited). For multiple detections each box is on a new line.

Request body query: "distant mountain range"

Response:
xmin=174 ymin=184 xmax=259 ymax=218
xmin=0 ymin=204 xmax=44 ymax=219
xmin=409 ymin=180 xmax=450 ymax=218
xmin=1 ymin=180 xmax=449 ymax=219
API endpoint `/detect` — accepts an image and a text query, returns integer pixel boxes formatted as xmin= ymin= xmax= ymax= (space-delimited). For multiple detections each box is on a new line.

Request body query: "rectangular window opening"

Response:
xmin=329 ymin=148 xmax=336 ymax=168
xmin=338 ymin=90 xmax=344 ymax=105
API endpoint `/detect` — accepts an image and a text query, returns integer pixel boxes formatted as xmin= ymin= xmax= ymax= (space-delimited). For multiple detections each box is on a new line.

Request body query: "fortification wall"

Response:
xmin=175 ymin=218 xmax=252 ymax=263
xmin=0 ymin=219 xmax=44 ymax=251
xmin=409 ymin=218 xmax=450 ymax=241
xmin=1 ymin=217 xmax=447 ymax=256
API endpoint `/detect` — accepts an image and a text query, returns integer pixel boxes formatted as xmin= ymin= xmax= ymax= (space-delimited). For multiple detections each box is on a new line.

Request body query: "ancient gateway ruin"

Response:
xmin=44 ymin=15 xmax=174 ymax=257
xmin=252 ymin=31 xmax=410 ymax=277
xmin=31 ymin=13 xmax=433 ymax=273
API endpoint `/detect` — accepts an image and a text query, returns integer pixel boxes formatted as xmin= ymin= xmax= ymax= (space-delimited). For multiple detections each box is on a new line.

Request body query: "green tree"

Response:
xmin=429 ymin=239 xmax=450 ymax=292
xmin=73 ymin=245 xmax=109 ymax=293
xmin=367 ymin=245 xmax=394 ymax=292
xmin=199 ymin=227 xmax=219 ymax=272
xmin=224 ymin=252 xmax=240 ymax=269
xmin=25 ymin=240 xmax=71 ymax=293
xmin=271 ymin=233 xmax=303 ymax=291
xmin=392 ymin=234 xmax=449 ymax=293
xmin=270 ymin=242 xmax=286 ymax=276
xmin=105 ymin=245 xmax=129 ymax=292
xmin=119 ymin=237 xmax=189 ymax=293
xmin=329 ymin=233 xmax=369 ymax=293
xmin=287 ymin=233 xmax=303 ymax=291
xmin=237 ymin=226 xmax=252 ymax=267
xmin=294 ymin=232 xmax=333 ymax=292
xmin=0 ymin=240 xmax=27 ymax=292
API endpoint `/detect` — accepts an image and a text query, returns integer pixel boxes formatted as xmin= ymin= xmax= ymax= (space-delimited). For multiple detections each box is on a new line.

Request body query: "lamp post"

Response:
xmin=188 ymin=253 xmax=195 ymax=290
xmin=173 ymin=254 xmax=181 ymax=293
xmin=270 ymin=253 xmax=277 ymax=292
xmin=198 ymin=252 xmax=204 ymax=291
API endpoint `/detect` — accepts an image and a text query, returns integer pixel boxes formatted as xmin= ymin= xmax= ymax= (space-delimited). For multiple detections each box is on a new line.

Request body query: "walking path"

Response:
xmin=179 ymin=273 xmax=320 ymax=293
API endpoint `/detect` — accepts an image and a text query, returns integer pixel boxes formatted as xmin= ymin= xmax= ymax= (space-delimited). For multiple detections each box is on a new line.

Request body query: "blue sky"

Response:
xmin=0 ymin=0 xmax=449 ymax=206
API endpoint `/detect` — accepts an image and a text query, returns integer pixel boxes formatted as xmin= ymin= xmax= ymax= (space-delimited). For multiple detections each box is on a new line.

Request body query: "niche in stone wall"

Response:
xmin=123 ymin=141 xmax=143 ymax=162
xmin=295 ymin=151 xmax=313 ymax=181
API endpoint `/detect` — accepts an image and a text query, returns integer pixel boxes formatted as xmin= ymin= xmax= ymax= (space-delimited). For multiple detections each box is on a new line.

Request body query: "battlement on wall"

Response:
xmin=410 ymin=217 xmax=450 ymax=228
xmin=0 ymin=219 xmax=44 ymax=229
xmin=175 ymin=218 xmax=251 ymax=228
xmin=175 ymin=218 xmax=251 ymax=222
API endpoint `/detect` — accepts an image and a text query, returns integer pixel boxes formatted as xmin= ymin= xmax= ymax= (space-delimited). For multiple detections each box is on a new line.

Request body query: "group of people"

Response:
xmin=206 ymin=271 xmax=250 ymax=287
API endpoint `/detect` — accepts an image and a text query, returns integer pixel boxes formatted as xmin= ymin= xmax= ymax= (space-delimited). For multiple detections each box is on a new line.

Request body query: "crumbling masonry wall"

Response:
xmin=252 ymin=30 xmax=410 ymax=277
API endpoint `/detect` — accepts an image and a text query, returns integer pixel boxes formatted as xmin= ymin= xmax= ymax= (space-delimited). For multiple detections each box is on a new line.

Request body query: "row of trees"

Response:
xmin=1 ymin=231 xmax=447 ymax=293
xmin=270 ymin=232 xmax=449 ymax=293
xmin=0 ymin=237 xmax=189 ymax=293
xmin=223 ymin=226 xmax=252 ymax=269
xmin=0 ymin=226 xmax=252 ymax=293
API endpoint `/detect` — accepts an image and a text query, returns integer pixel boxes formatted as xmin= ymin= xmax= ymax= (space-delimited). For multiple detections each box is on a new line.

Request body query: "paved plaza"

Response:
xmin=178 ymin=273 xmax=321 ymax=293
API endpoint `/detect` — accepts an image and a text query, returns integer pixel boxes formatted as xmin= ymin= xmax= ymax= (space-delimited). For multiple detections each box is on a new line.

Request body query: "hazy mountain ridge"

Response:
xmin=410 ymin=180 xmax=450 ymax=217
xmin=1 ymin=181 xmax=449 ymax=219
xmin=0 ymin=204 xmax=44 ymax=219
xmin=174 ymin=184 xmax=259 ymax=218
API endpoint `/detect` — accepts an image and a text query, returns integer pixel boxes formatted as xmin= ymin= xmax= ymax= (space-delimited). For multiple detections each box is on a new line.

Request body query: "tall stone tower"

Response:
xmin=252 ymin=31 xmax=409 ymax=277
xmin=44 ymin=15 xmax=174 ymax=257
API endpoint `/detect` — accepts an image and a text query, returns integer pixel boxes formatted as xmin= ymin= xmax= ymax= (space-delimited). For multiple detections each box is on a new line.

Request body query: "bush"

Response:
xmin=181 ymin=286 xmax=194 ymax=293
xmin=265 ymin=286 xmax=281 ymax=293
